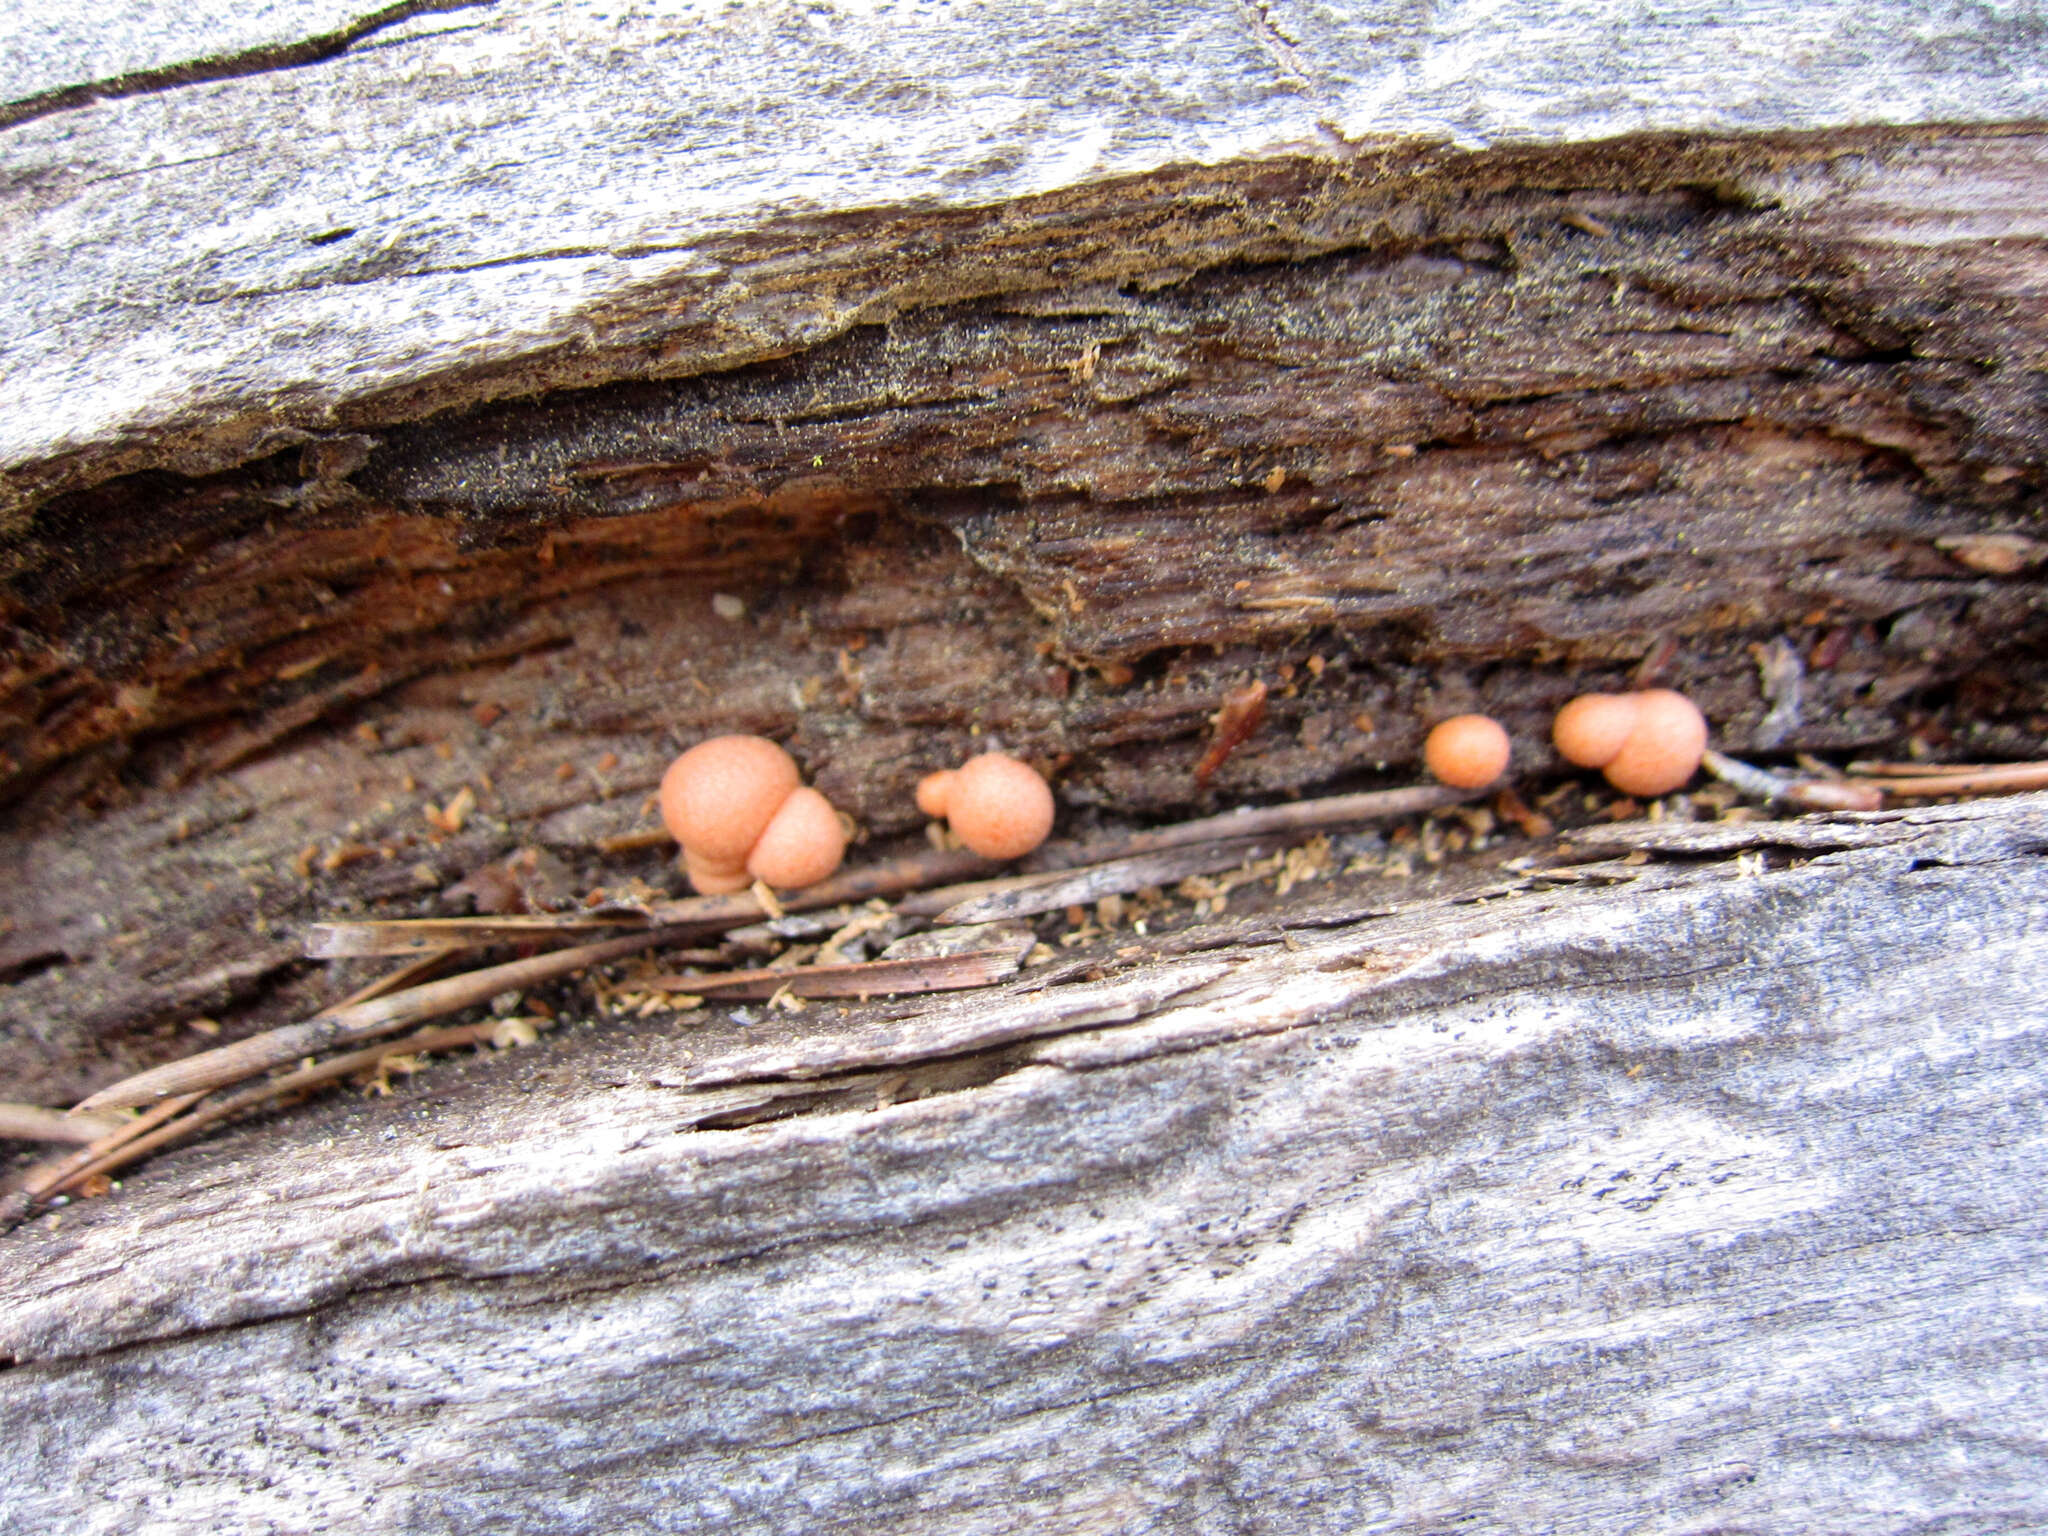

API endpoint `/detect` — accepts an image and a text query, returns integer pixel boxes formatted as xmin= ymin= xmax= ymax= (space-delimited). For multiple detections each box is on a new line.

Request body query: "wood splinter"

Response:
xmin=645 ymin=947 xmax=1031 ymax=1001
xmin=1194 ymin=680 xmax=1268 ymax=787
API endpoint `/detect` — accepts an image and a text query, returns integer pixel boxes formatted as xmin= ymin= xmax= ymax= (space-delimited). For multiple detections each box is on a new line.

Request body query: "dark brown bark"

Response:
xmin=5 ymin=132 xmax=2045 ymax=1108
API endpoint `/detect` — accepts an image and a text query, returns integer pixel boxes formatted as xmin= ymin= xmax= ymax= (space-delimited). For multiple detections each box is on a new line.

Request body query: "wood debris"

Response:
xmin=1194 ymin=680 xmax=1268 ymax=786
xmin=74 ymin=926 xmax=703 ymax=1112
xmin=23 ymin=760 xmax=2048 ymax=1218
xmin=647 ymin=945 xmax=1032 ymax=1001
xmin=305 ymin=914 xmax=635 ymax=958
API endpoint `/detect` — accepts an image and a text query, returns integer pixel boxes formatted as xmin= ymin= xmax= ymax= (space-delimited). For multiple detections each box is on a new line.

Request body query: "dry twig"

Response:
xmin=75 ymin=926 xmax=700 ymax=1112
xmin=1702 ymin=750 xmax=1885 ymax=811
xmin=1707 ymin=750 xmax=2048 ymax=807
xmin=8 ymin=1092 xmax=208 ymax=1204
xmin=30 ymin=1024 xmax=499 ymax=1207
xmin=1846 ymin=762 xmax=2048 ymax=796
xmin=0 ymin=1103 xmax=129 ymax=1144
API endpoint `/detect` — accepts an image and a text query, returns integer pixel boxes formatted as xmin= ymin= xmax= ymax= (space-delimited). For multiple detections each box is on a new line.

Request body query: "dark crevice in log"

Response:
xmin=4 ymin=128 xmax=2045 ymax=1114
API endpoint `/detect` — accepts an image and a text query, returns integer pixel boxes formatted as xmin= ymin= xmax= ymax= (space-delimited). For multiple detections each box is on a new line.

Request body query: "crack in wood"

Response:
xmin=0 ymin=0 xmax=497 ymax=133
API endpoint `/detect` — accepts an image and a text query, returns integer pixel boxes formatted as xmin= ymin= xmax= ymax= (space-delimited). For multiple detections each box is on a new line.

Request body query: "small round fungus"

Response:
xmin=1422 ymin=714 xmax=1511 ymax=790
xmin=682 ymin=847 xmax=751 ymax=896
xmin=745 ymin=786 xmax=847 ymax=889
xmin=915 ymin=769 xmax=956 ymax=820
xmin=660 ymin=735 xmax=800 ymax=866
xmin=1600 ymin=688 xmax=1708 ymax=797
xmin=1551 ymin=688 xmax=1708 ymax=797
xmin=1552 ymin=693 xmax=1641 ymax=769
xmin=935 ymin=753 xmax=1055 ymax=860
xmin=659 ymin=735 xmax=846 ymax=893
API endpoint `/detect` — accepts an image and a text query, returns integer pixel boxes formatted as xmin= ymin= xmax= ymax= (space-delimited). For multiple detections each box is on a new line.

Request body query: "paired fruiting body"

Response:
xmin=661 ymin=692 xmax=1703 ymax=897
xmin=916 ymin=753 xmax=1056 ymax=860
xmin=1422 ymin=714 xmax=1512 ymax=789
xmin=660 ymin=735 xmax=846 ymax=893
xmin=1553 ymin=689 xmax=1708 ymax=796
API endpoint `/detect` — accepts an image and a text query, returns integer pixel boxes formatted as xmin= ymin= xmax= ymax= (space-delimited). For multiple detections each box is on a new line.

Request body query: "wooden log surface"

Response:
xmin=5 ymin=3 xmax=2048 ymax=1527
xmin=5 ymin=0 xmax=2045 ymax=523
xmin=5 ymin=106 xmax=2045 ymax=1104
xmin=2 ymin=794 xmax=2045 ymax=1532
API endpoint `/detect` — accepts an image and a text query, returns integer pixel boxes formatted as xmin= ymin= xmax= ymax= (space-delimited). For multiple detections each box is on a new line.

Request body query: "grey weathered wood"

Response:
xmin=2 ymin=794 xmax=2044 ymax=1532
xmin=5 ymin=2 xmax=2048 ymax=1529
xmin=5 ymin=0 xmax=2046 ymax=524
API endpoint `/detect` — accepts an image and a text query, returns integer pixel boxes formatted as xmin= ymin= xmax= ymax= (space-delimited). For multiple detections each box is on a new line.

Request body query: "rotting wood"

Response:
xmin=2 ymin=795 xmax=2043 ymax=1534
xmin=4 ymin=5 xmax=2048 ymax=1529
xmin=73 ymin=925 xmax=703 ymax=1112
xmin=9 ymin=130 xmax=2048 ymax=1103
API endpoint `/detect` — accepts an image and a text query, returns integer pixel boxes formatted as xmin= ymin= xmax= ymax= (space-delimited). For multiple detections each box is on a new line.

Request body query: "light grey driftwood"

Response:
xmin=5 ymin=0 xmax=2047 ymax=523
xmin=2 ymin=793 xmax=2044 ymax=1534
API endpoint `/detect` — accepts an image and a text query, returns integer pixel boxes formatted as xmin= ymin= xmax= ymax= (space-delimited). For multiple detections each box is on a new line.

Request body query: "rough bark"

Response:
xmin=4 ymin=2 xmax=2048 ymax=1529
xmin=3 ymin=797 xmax=2046 ymax=1533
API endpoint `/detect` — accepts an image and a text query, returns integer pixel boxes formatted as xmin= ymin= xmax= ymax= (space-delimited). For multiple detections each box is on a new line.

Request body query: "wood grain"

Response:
xmin=3 ymin=5 xmax=2047 ymax=1527
xmin=2 ymin=794 xmax=2043 ymax=1533
xmin=6 ymin=0 xmax=2045 ymax=523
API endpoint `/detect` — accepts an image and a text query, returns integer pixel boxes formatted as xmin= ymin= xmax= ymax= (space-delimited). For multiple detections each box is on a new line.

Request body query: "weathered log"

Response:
xmin=7 ymin=119 xmax=2046 ymax=1101
xmin=4 ymin=797 xmax=2046 ymax=1532
xmin=4 ymin=0 xmax=2048 ymax=1529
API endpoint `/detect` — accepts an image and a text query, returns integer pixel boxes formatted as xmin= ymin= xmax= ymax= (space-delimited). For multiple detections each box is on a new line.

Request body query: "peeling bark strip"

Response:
xmin=2 ymin=798 xmax=2045 ymax=1533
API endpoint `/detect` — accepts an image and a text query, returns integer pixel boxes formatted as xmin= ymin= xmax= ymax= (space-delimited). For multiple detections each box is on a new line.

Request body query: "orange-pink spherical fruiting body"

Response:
xmin=915 ymin=769 xmax=956 ymax=820
xmin=682 ymin=847 xmax=752 ymax=896
xmin=659 ymin=735 xmax=849 ymax=893
xmin=944 ymin=753 xmax=1055 ymax=860
xmin=660 ymin=736 xmax=800 ymax=866
xmin=1598 ymin=688 xmax=1708 ymax=797
xmin=1552 ymin=693 xmax=1642 ymax=769
xmin=1422 ymin=714 xmax=1511 ymax=790
xmin=745 ymin=787 xmax=847 ymax=890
